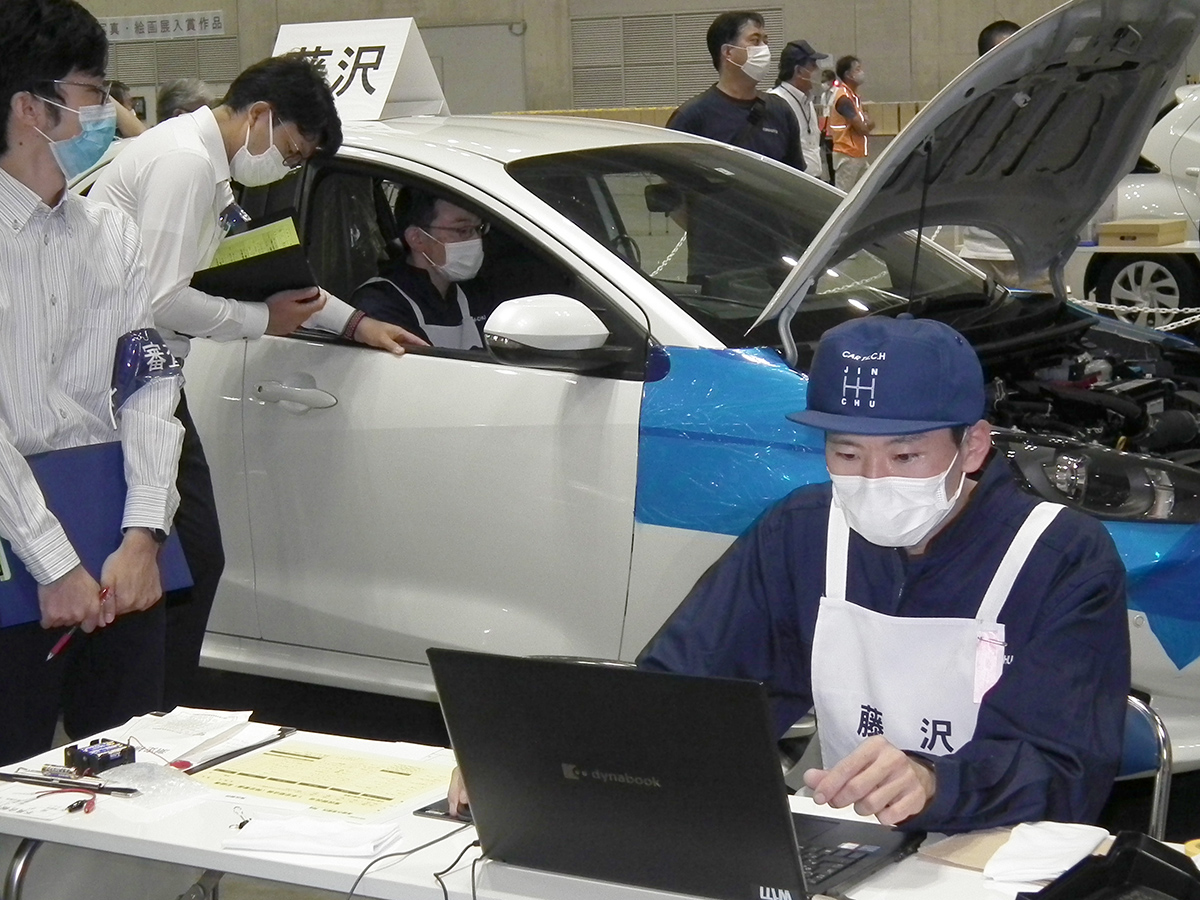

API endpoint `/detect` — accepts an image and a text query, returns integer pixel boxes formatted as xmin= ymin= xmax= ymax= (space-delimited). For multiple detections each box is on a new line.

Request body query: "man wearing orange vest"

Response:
xmin=826 ymin=55 xmax=874 ymax=192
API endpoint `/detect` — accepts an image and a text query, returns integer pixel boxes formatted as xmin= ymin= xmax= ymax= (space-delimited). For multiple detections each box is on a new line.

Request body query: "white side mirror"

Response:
xmin=485 ymin=294 xmax=609 ymax=352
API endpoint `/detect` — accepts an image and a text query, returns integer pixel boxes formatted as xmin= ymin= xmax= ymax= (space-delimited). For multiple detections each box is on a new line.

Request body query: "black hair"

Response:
xmin=156 ymin=77 xmax=214 ymax=121
xmin=706 ymin=11 xmax=765 ymax=70
xmin=396 ymin=186 xmax=442 ymax=233
xmin=221 ymin=54 xmax=342 ymax=157
xmin=835 ymin=55 xmax=859 ymax=82
xmin=977 ymin=20 xmax=1020 ymax=57
xmin=0 ymin=0 xmax=106 ymax=155
xmin=110 ymin=80 xmax=132 ymax=106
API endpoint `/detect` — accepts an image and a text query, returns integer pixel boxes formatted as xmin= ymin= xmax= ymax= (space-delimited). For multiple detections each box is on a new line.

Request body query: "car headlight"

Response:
xmin=993 ymin=429 xmax=1200 ymax=523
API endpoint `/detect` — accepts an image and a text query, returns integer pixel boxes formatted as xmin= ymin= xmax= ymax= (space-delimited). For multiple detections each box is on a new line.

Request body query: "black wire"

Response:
xmin=434 ymin=839 xmax=482 ymax=900
xmin=343 ymin=823 xmax=473 ymax=900
xmin=471 ymin=853 xmax=481 ymax=900
xmin=909 ymin=136 xmax=936 ymax=306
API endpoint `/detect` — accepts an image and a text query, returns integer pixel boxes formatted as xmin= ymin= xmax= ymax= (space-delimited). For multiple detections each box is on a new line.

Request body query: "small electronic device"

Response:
xmin=413 ymin=797 xmax=473 ymax=823
xmin=65 ymin=739 xmax=135 ymax=775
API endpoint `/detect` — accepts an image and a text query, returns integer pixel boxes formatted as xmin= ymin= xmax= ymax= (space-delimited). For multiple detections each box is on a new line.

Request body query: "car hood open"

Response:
xmin=755 ymin=0 xmax=1200 ymax=334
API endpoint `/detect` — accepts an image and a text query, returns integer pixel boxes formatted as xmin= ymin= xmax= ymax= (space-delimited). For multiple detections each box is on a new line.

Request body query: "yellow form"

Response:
xmin=207 ymin=218 xmax=300 ymax=268
xmin=192 ymin=741 xmax=454 ymax=817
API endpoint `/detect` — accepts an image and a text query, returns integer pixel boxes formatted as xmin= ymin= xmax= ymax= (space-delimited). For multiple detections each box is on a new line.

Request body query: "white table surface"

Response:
xmin=0 ymin=732 xmax=1060 ymax=900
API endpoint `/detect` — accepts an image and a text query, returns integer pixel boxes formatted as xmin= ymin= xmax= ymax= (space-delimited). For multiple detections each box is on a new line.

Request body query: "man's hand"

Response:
xmin=99 ymin=527 xmax=163 ymax=615
xmin=448 ymin=766 xmax=470 ymax=818
xmin=265 ymin=287 xmax=326 ymax=336
xmin=38 ymin=565 xmax=106 ymax=632
xmin=803 ymin=735 xmax=935 ymax=826
xmin=352 ymin=316 xmax=428 ymax=354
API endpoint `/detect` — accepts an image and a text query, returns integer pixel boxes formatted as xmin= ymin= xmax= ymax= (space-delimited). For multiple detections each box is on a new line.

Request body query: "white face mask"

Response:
xmin=733 ymin=44 xmax=772 ymax=82
xmin=229 ymin=113 xmax=292 ymax=187
xmin=829 ymin=452 xmax=966 ymax=548
xmin=423 ymin=234 xmax=484 ymax=282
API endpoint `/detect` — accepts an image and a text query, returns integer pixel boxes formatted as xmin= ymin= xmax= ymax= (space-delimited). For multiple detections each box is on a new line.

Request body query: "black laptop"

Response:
xmin=427 ymin=649 xmax=923 ymax=900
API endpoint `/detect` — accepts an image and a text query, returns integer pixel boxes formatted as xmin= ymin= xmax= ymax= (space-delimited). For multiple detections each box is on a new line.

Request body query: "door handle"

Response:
xmin=253 ymin=380 xmax=337 ymax=410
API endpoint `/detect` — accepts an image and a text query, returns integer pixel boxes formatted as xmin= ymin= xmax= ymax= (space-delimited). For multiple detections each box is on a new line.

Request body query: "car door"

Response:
xmin=237 ymin=160 xmax=651 ymax=667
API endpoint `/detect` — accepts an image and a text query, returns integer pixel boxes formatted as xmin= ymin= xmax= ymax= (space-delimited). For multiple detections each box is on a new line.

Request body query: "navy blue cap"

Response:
xmin=788 ymin=316 xmax=985 ymax=435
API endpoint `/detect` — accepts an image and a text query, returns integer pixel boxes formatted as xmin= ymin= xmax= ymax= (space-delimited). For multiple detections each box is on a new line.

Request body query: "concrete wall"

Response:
xmin=81 ymin=0 xmax=1200 ymax=110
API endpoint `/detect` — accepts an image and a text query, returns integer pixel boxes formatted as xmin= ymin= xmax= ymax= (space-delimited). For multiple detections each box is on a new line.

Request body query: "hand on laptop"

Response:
xmin=448 ymin=766 xmax=471 ymax=818
xmin=802 ymin=735 xmax=936 ymax=826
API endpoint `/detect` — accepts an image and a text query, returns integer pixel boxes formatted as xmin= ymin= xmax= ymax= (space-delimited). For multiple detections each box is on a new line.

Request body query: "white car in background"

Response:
xmin=1075 ymin=85 xmax=1200 ymax=334
xmin=77 ymin=0 xmax=1200 ymax=767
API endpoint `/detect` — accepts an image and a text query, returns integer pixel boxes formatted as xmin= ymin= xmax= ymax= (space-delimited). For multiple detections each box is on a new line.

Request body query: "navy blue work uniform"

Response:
xmin=639 ymin=455 xmax=1129 ymax=834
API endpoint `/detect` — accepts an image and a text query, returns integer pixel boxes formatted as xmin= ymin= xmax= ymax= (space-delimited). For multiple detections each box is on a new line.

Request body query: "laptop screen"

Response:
xmin=428 ymin=649 xmax=810 ymax=900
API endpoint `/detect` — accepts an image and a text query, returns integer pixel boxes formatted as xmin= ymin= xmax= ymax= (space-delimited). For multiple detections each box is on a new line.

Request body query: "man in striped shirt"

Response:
xmin=0 ymin=0 xmax=183 ymax=764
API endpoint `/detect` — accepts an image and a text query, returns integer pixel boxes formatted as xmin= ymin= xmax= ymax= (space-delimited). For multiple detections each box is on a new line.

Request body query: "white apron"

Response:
xmin=361 ymin=277 xmax=482 ymax=350
xmin=810 ymin=498 xmax=1062 ymax=766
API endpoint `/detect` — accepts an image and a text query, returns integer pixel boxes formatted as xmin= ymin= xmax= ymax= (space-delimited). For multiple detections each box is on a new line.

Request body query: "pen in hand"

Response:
xmin=45 ymin=586 xmax=109 ymax=662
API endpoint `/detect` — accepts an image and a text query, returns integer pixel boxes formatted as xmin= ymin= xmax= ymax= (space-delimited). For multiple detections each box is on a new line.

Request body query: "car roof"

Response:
xmin=340 ymin=114 xmax=706 ymax=166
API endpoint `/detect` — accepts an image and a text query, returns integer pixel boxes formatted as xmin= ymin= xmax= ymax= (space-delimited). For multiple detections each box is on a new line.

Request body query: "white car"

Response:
xmin=78 ymin=0 xmax=1200 ymax=767
xmin=1074 ymin=85 xmax=1200 ymax=333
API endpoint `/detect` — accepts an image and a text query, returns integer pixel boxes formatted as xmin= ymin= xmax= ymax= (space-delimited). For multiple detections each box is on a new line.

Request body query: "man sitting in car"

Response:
xmin=352 ymin=188 xmax=494 ymax=350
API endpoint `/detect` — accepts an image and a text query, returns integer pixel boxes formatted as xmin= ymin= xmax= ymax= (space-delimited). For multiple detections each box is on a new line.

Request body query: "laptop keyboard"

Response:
xmin=798 ymin=843 xmax=875 ymax=886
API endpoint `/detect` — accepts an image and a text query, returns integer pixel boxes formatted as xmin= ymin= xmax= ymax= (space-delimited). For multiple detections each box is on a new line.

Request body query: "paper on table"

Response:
xmin=110 ymin=708 xmax=253 ymax=764
xmin=192 ymin=741 xmax=455 ymax=817
xmin=223 ymin=817 xmax=404 ymax=856
xmin=983 ymin=822 xmax=1109 ymax=883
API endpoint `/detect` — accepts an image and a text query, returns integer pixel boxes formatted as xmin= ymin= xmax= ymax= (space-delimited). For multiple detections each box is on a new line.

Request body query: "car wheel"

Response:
xmin=1094 ymin=254 xmax=1198 ymax=330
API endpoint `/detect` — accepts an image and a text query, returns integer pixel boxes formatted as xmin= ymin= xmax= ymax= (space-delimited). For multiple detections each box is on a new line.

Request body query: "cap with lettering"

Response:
xmin=788 ymin=316 xmax=985 ymax=435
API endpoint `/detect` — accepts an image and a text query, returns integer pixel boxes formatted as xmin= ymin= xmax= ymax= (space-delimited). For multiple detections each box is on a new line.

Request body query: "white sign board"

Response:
xmin=274 ymin=18 xmax=449 ymax=121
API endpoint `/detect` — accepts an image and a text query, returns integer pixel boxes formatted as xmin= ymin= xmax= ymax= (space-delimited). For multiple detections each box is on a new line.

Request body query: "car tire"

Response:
xmin=1094 ymin=254 xmax=1198 ymax=331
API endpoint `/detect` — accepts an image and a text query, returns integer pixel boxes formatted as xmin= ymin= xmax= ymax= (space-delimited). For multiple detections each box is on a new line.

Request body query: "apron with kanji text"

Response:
xmin=810 ymin=497 xmax=1063 ymax=766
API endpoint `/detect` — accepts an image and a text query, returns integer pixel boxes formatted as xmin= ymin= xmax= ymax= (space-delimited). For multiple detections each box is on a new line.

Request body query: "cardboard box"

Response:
xmin=1097 ymin=218 xmax=1187 ymax=247
xmin=866 ymin=102 xmax=900 ymax=136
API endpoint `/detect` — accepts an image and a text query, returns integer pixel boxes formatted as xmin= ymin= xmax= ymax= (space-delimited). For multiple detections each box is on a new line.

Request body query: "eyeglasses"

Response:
xmin=276 ymin=124 xmax=308 ymax=169
xmin=428 ymin=222 xmax=490 ymax=241
xmin=52 ymin=79 xmax=113 ymax=106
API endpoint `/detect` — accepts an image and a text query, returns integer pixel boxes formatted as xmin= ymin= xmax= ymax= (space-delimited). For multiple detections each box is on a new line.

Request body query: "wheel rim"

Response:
xmin=1109 ymin=260 xmax=1181 ymax=328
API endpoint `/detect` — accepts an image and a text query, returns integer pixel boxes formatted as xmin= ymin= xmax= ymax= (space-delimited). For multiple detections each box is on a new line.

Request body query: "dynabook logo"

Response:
xmin=758 ymin=888 xmax=793 ymax=900
xmin=560 ymin=764 xmax=662 ymax=788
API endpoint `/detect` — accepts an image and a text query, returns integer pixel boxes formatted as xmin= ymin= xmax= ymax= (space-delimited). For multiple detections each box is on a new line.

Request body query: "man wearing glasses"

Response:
xmin=0 ymin=0 xmax=183 ymax=762
xmin=352 ymin=188 xmax=493 ymax=350
xmin=89 ymin=55 xmax=426 ymax=708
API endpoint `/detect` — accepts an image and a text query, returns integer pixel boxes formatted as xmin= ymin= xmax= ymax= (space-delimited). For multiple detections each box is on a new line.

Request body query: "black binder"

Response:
xmin=190 ymin=214 xmax=318 ymax=304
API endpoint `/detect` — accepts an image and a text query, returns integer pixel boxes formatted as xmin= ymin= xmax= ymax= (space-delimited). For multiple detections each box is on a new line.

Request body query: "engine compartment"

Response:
xmin=920 ymin=292 xmax=1200 ymax=522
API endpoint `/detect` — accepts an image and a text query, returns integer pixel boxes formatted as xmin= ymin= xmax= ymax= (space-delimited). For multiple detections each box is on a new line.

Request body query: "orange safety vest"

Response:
xmin=826 ymin=81 xmax=867 ymax=158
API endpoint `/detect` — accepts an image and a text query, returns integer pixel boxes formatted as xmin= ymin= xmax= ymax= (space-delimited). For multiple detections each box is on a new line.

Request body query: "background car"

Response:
xmin=1072 ymin=85 xmax=1200 ymax=336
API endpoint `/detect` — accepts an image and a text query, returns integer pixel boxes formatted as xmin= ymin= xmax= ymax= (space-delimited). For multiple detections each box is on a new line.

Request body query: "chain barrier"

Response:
xmin=1070 ymin=297 xmax=1200 ymax=333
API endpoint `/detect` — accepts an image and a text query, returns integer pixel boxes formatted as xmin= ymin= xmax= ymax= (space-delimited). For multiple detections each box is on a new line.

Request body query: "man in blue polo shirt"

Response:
xmin=639 ymin=316 xmax=1129 ymax=834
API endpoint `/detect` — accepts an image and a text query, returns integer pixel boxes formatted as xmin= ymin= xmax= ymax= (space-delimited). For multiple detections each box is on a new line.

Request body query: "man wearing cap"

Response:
xmin=769 ymin=40 xmax=829 ymax=180
xmin=639 ymin=316 xmax=1129 ymax=833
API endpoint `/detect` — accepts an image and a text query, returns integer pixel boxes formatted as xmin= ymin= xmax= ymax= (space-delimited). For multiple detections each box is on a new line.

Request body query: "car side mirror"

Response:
xmin=484 ymin=295 xmax=633 ymax=373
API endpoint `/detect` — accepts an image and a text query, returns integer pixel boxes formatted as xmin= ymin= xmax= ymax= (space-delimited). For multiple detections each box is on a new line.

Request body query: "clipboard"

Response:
xmin=190 ymin=215 xmax=319 ymax=304
xmin=0 ymin=441 xmax=192 ymax=628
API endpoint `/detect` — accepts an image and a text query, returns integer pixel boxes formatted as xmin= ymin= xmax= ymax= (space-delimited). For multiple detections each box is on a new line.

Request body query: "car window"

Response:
xmin=250 ymin=160 xmax=649 ymax=375
xmin=507 ymin=144 xmax=986 ymax=350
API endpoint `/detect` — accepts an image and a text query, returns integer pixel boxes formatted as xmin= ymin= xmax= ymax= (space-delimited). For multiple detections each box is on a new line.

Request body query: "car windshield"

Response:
xmin=507 ymin=143 xmax=987 ymax=348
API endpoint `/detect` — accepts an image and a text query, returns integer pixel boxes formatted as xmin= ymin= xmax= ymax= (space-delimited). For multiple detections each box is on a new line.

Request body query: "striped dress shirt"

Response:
xmin=0 ymin=167 xmax=183 ymax=584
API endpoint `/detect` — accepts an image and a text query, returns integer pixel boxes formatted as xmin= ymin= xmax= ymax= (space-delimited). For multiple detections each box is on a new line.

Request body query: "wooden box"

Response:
xmin=1097 ymin=218 xmax=1187 ymax=247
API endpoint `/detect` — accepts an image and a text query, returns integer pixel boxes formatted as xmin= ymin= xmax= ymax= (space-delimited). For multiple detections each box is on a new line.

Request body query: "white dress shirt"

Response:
xmin=0 ymin=168 xmax=183 ymax=583
xmin=89 ymin=106 xmax=355 ymax=359
xmin=769 ymin=81 xmax=825 ymax=180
